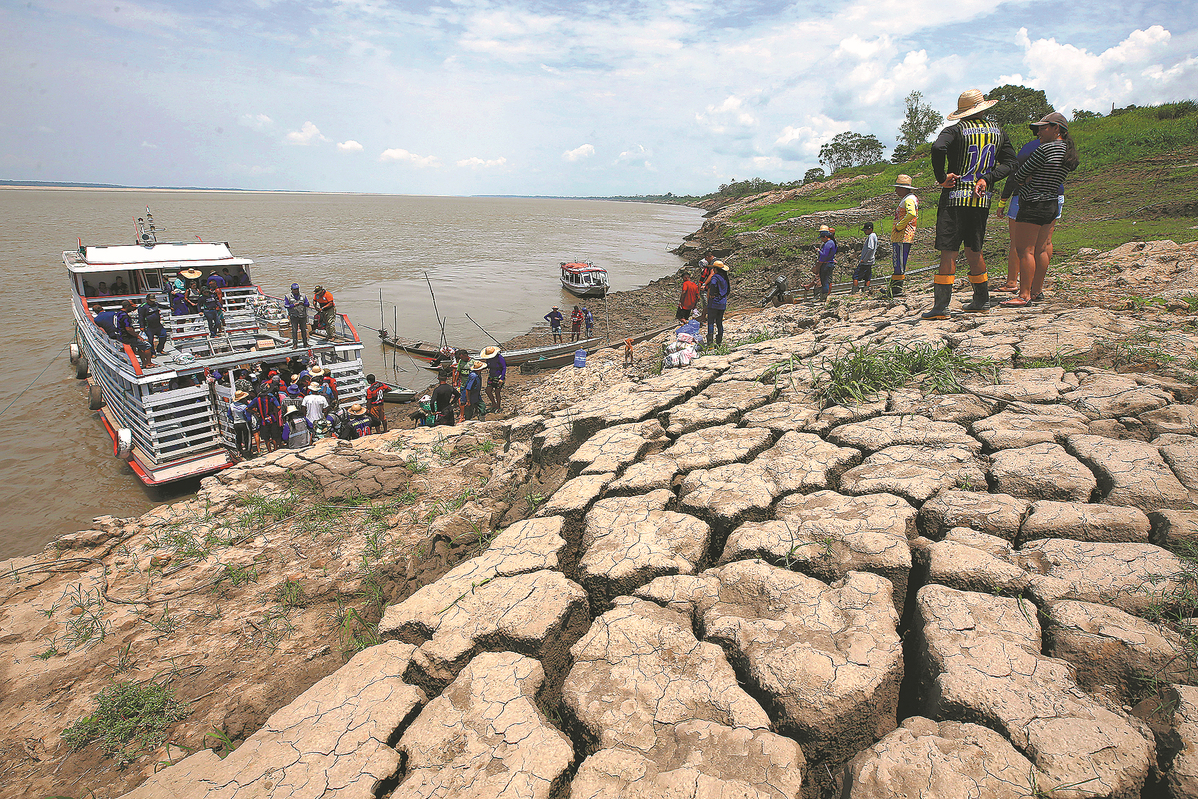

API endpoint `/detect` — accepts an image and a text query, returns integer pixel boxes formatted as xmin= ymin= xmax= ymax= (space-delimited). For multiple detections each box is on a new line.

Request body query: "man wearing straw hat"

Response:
xmin=922 ymin=89 xmax=1016 ymax=320
xmin=481 ymin=346 xmax=506 ymax=412
xmin=888 ymin=175 xmax=919 ymax=296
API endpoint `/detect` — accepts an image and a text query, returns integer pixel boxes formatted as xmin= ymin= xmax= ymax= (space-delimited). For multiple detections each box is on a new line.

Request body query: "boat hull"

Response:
xmin=560 ymin=280 xmax=608 ymax=297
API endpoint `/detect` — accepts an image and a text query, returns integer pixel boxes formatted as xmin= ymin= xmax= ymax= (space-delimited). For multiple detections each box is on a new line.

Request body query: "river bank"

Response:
xmin=4 ymin=239 xmax=1198 ymax=798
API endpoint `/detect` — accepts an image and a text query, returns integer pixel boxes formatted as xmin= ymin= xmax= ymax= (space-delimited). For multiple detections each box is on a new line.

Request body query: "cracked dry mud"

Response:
xmin=11 ymin=261 xmax=1198 ymax=799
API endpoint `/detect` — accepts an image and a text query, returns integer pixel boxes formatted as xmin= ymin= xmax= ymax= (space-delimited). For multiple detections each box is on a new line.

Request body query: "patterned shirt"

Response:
xmin=932 ymin=118 xmax=1017 ymax=208
xmin=892 ymin=194 xmax=919 ymax=243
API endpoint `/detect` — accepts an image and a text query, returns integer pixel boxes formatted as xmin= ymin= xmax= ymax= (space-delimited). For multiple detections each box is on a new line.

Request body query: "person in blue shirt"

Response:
xmin=582 ymin=306 xmax=594 ymax=338
xmin=200 ymin=288 xmax=223 ymax=335
xmin=544 ymin=306 xmax=563 ymax=343
xmin=137 ymin=293 xmax=170 ymax=355
xmin=481 ymin=346 xmax=507 ymax=412
xmin=816 ymin=228 xmax=838 ymax=302
xmin=705 ymin=261 xmax=729 ymax=345
xmin=283 ymin=284 xmax=310 ymax=348
xmin=227 ymin=389 xmax=256 ymax=458
xmin=462 ymin=360 xmax=485 ymax=420
xmin=115 ymin=300 xmax=155 ymax=368
xmin=91 ymin=304 xmax=119 ymax=338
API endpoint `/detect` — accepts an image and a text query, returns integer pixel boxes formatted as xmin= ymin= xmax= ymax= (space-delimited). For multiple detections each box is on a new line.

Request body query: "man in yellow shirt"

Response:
xmin=889 ymin=174 xmax=918 ymax=297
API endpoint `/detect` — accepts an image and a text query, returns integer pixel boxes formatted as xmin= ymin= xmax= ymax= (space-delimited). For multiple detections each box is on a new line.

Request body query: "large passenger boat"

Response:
xmin=560 ymin=261 xmax=608 ymax=297
xmin=67 ymin=212 xmax=367 ymax=486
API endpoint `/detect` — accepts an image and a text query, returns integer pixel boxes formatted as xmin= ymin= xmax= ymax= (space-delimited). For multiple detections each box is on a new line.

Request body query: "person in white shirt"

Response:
xmin=853 ymin=222 xmax=878 ymax=293
xmin=302 ymin=391 xmax=328 ymax=424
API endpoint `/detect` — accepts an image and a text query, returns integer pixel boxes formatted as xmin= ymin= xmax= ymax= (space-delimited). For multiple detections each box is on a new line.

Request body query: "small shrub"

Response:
xmin=62 ymin=680 xmax=190 ymax=767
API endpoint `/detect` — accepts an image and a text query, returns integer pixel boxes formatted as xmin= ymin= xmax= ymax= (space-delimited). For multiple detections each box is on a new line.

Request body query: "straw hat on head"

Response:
xmin=818 ymin=224 xmax=830 ymax=233
xmin=711 ymin=260 xmax=728 ymax=271
xmin=180 ymin=268 xmax=202 ymax=280
xmin=348 ymin=403 xmax=366 ymax=415
xmin=234 ymin=390 xmax=249 ymax=401
xmin=480 ymin=345 xmax=501 ymax=359
xmin=894 ymin=174 xmax=914 ymax=190
xmin=470 ymin=360 xmax=486 ymax=371
xmin=946 ymin=89 xmax=997 ymax=120
xmin=308 ymin=366 xmax=326 ymax=378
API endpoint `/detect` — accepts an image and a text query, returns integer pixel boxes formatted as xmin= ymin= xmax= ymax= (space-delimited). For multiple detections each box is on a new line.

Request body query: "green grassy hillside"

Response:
xmin=718 ymin=102 xmax=1198 ymax=267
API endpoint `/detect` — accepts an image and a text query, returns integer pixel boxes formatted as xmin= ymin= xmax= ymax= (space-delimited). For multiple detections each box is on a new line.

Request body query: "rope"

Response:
xmin=0 ymin=342 xmax=70 ymax=421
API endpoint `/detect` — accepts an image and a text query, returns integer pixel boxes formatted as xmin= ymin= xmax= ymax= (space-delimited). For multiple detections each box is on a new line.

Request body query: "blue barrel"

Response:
xmin=573 ymin=349 xmax=587 ymax=368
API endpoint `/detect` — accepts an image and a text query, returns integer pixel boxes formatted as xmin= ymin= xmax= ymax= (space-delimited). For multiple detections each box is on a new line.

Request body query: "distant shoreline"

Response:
xmin=0 ymin=181 xmax=692 ymax=205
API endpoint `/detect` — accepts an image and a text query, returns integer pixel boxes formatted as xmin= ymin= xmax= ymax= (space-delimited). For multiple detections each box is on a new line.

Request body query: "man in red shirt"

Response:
xmin=677 ymin=270 xmax=700 ymax=322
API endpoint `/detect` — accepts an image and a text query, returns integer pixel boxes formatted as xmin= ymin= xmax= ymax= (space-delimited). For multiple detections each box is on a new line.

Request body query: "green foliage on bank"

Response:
xmin=719 ymin=100 xmax=1198 ymax=256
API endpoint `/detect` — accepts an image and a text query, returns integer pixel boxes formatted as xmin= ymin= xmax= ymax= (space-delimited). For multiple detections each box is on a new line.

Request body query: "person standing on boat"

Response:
xmin=432 ymin=368 xmax=460 ymax=426
xmin=706 ymin=261 xmax=730 ymax=346
xmin=365 ymin=374 xmax=390 ymax=433
xmin=570 ymin=306 xmax=584 ymax=343
xmin=138 ymin=293 xmax=169 ymax=355
xmin=200 ymin=288 xmax=224 ymax=336
xmin=545 ymin=306 xmax=563 ymax=343
xmin=313 ymin=286 xmax=336 ymax=337
xmin=481 ymin=346 xmax=506 ymax=412
xmin=169 ymin=277 xmax=187 ymax=318
xmin=677 ymin=270 xmax=701 ymax=322
xmin=284 ymin=284 xmax=310 ymax=348
xmin=582 ymin=306 xmax=594 ymax=338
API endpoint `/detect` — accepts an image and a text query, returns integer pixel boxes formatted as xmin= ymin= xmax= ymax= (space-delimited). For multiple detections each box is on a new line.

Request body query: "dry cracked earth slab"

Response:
xmin=636 ymin=561 xmax=902 ymax=771
xmin=914 ymin=584 xmax=1153 ymax=798
xmin=660 ymin=379 xmax=776 ymax=435
xmin=390 ymin=651 xmax=573 ymax=799
xmin=124 ymin=641 xmax=427 ymax=799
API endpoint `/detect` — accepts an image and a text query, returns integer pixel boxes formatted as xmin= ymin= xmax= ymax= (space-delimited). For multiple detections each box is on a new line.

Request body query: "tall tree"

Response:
xmin=896 ymin=91 xmax=942 ymax=156
xmin=818 ymin=132 xmax=885 ymax=173
xmin=803 ymin=167 xmax=826 ymax=184
xmin=986 ymin=84 xmax=1053 ymax=129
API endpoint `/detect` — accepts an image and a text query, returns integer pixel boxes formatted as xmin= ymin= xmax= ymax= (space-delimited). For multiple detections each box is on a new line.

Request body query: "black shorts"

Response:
xmin=935 ymin=196 xmax=989 ymax=252
xmin=261 ymin=420 xmax=282 ymax=443
xmin=1016 ymin=199 xmax=1059 ymax=226
xmin=675 ymin=307 xmax=692 ymax=321
xmin=853 ymin=263 xmax=873 ymax=281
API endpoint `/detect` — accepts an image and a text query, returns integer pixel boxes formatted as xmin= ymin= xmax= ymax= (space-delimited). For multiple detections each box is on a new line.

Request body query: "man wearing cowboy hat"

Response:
xmin=923 ymin=89 xmax=1017 ymax=320
xmin=544 ymin=306 xmax=564 ymax=343
xmin=480 ymin=346 xmax=506 ymax=412
xmin=888 ymin=175 xmax=919 ymax=296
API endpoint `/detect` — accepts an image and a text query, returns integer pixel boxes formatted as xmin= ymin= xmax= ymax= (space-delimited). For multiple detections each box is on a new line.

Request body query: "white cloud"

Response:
xmin=562 ymin=144 xmax=594 ymax=162
xmin=774 ymin=115 xmax=843 ymax=161
xmin=284 ymin=121 xmax=328 ymax=145
xmin=695 ymin=96 xmax=758 ymax=135
xmin=1014 ymin=26 xmax=1189 ymax=113
xmin=337 ymin=140 xmax=364 ymax=152
xmin=456 ymin=156 xmax=508 ymax=168
xmin=140 ymin=141 xmax=157 ymax=149
xmin=239 ymin=113 xmax=273 ymax=131
xmin=379 ymin=148 xmax=441 ymax=167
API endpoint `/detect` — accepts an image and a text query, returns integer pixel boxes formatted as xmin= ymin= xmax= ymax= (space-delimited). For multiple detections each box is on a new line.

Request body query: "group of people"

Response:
xmin=90 ymin=298 xmax=164 ymax=369
xmin=804 ymin=89 xmax=1078 ymax=319
xmin=676 ymin=253 xmax=730 ymax=345
xmin=544 ymin=304 xmax=594 ymax=343
xmin=282 ymin=284 xmax=338 ymax=348
xmin=413 ymin=345 xmax=507 ymax=426
xmin=223 ymin=358 xmax=391 ymax=457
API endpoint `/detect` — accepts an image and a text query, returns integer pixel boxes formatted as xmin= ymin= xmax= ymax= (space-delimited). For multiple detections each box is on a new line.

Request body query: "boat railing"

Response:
xmin=144 ymin=383 xmax=225 ymax=459
xmin=325 ymin=358 xmax=367 ymax=403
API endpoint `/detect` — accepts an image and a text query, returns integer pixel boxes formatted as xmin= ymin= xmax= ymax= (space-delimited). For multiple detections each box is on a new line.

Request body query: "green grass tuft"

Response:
xmin=808 ymin=342 xmax=997 ymax=408
xmin=62 ymin=680 xmax=190 ymax=767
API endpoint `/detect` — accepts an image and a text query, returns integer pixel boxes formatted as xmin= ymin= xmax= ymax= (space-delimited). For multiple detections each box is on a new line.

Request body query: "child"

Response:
xmin=854 ymin=222 xmax=877 ymax=293
xmin=624 ymin=337 xmax=634 ymax=367
xmin=890 ymin=174 xmax=919 ymax=296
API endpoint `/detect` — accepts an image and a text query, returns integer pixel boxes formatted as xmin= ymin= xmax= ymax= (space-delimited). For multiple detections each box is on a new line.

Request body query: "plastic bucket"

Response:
xmin=573 ymin=350 xmax=587 ymax=368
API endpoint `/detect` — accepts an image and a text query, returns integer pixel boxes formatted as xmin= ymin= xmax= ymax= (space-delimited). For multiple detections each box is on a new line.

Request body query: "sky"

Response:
xmin=2 ymin=0 xmax=1196 ymax=197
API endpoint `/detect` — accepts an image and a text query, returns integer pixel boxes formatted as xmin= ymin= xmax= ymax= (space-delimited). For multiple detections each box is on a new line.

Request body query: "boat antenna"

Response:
xmin=464 ymin=313 xmax=502 ymax=347
xmin=423 ymin=272 xmax=448 ymax=349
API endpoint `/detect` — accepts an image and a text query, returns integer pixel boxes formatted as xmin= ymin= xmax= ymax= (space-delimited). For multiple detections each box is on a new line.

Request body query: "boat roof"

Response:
xmin=561 ymin=261 xmax=604 ymax=272
xmin=64 ymin=242 xmax=253 ymax=274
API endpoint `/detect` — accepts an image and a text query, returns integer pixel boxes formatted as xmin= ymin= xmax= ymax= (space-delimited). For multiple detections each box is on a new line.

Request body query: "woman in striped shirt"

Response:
xmin=1001 ymin=112 xmax=1080 ymax=307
